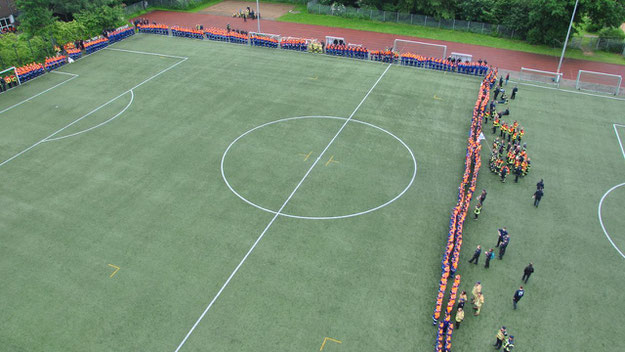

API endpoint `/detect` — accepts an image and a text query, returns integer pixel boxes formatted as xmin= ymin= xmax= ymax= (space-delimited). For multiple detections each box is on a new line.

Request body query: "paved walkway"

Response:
xmin=138 ymin=10 xmax=625 ymax=83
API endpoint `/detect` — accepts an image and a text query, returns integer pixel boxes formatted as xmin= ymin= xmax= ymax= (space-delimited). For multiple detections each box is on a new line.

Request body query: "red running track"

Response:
xmin=136 ymin=10 xmax=625 ymax=83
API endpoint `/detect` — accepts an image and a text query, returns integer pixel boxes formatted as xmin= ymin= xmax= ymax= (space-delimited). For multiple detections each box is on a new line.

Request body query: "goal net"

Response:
xmin=519 ymin=67 xmax=563 ymax=88
xmin=393 ymin=39 xmax=447 ymax=58
xmin=0 ymin=66 xmax=20 ymax=91
xmin=576 ymin=70 xmax=622 ymax=95
xmin=249 ymin=32 xmax=281 ymax=47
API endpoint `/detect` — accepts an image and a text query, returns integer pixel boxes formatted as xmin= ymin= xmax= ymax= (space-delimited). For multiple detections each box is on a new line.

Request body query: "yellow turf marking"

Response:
xmin=107 ymin=264 xmax=120 ymax=278
xmin=299 ymin=151 xmax=313 ymax=161
xmin=433 ymin=95 xmax=443 ymax=100
xmin=320 ymin=337 xmax=342 ymax=351
xmin=325 ymin=155 xmax=339 ymax=167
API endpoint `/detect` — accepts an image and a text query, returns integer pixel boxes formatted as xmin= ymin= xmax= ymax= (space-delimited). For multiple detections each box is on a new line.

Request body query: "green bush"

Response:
xmin=598 ymin=26 xmax=625 ymax=40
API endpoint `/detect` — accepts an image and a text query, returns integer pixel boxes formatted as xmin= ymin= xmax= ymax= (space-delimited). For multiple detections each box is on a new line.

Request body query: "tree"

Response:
xmin=15 ymin=0 xmax=56 ymax=37
xmin=582 ymin=0 xmax=625 ymax=30
xmin=73 ymin=4 xmax=125 ymax=36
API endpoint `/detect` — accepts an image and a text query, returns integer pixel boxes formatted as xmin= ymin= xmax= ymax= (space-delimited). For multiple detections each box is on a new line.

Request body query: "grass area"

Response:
xmin=1 ymin=34 xmax=624 ymax=352
xmin=126 ymin=0 xmax=223 ymax=18
xmin=277 ymin=10 xmax=625 ymax=66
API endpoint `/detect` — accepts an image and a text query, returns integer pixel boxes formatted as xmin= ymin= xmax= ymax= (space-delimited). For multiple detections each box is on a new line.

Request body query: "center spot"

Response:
xmin=221 ymin=116 xmax=417 ymax=220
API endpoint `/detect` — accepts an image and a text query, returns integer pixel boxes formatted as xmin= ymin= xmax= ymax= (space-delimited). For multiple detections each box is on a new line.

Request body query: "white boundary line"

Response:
xmin=105 ymin=47 xmax=188 ymax=60
xmin=44 ymin=90 xmax=135 ymax=142
xmin=220 ymin=115 xmax=417 ymax=219
xmin=173 ymin=63 xmax=393 ymax=352
xmin=0 ymin=55 xmax=187 ymax=169
xmin=509 ymin=79 xmax=625 ymax=101
xmin=597 ymin=124 xmax=625 ymax=260
xmin=0 ymin=74 xmax=79 ymax=115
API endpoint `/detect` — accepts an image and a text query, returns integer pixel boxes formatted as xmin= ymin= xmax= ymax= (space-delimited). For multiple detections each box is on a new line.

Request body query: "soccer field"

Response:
xmin=0 ymin=34 xmax=624 ymax=352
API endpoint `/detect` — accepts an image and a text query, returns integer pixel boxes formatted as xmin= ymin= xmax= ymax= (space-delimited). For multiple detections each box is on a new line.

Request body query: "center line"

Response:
xmin=174 ymin=63 xmax=392 ymax=351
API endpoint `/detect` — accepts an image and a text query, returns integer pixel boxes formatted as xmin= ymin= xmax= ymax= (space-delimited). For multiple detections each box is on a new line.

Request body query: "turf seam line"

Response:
xmin=0 ymin=74 xmax=79 ymax=115
xmin=173 ymin=63 xmax=393 ymax=352
xmin=44 ymin=90 xmax=135 ymax=142
xmin=0 ymin=56 xmax=187 ymax=168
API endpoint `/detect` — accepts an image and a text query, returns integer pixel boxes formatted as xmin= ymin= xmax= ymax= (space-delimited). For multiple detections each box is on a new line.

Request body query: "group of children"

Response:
xmin=232 ymin=6 xmax=259 ymax=21
xmin=488 ymin=136 xmax=531 ymax=183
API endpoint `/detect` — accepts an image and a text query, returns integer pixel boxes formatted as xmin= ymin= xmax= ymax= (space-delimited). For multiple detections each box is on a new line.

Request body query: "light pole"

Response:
xmin=256 ymin=0 xmax=261 ymax=33
xmin=556 ymin=0 xmax=579 ymax=82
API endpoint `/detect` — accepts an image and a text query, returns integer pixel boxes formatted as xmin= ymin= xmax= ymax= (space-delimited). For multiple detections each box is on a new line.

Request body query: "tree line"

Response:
xmin=320 ymin=0 xmax=625 ymax=45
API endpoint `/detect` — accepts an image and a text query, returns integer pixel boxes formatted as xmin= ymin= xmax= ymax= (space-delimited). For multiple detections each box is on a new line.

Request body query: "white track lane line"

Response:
xmin=0 ymin=57 xmax=186 ymax=169
xmin=0 ymin=74 xmax=79 ymax=115
xmin=173 ymin=63 xmax=393 ymax=352
xmin=44 ymin=90 xmax=134 ymax=142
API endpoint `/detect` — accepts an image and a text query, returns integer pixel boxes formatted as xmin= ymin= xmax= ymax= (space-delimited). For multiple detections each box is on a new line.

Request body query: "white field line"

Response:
xmin=0 ymin=56 xmax=186 ymax=169
xmin=596 ymin=124 xmax=625 ymax=260
xmin=0 ymin=74 xmax=79 ymax=115
xmin=509 ymin=79 xmax=625 ymax=101
xmin=105 ymin=47 xmax=188 ymax=60
xmin=50 ymin=70 xmax=80 ymax=77
xmin=44 ymin=90 xmax=134 ymax=142
xmin=613 ymin=124 xmax=625 ymax=160
xmin=173 ymin=63 xmax=393 ymax=352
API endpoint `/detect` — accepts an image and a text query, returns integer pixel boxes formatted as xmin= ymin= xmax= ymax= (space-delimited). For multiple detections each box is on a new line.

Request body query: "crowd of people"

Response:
xmin=232 ymin=6 xmax=259 ymax=21
xmin=14 ymin=62 xmax=44 ymax=83
xmin=433 ymin=67 xmax=497 ymax=352
xmin=325 ymin=44 xmax=369 ymax=59
xmin=44 ymin=55 xmax=67 ymax=71
xmin=401 ymin=54 xmax=490 ymax=75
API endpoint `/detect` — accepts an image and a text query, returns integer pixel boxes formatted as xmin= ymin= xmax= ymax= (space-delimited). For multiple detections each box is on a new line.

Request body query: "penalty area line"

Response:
xmin=0 ymin=74 xmax=79 ymax=115
xmin=173 ymin=63 xmax=392 ymax=352
xmin=0 ymin=56 xmax=186 ymax=169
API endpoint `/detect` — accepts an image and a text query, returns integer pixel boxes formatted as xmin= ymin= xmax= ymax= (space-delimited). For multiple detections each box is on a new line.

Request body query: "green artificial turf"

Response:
xmin=277 ymin=9 xmax=625 ymax=66
xmin=0 ymin=34 xmax=623 ymax=352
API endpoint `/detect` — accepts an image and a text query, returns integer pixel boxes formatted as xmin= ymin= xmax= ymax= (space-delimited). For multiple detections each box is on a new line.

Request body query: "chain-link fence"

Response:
xmin=307 ymin=2 xmax=517 ymax=38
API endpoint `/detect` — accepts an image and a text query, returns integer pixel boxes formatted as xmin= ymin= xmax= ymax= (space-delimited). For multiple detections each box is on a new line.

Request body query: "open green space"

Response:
xmin=0 ymin=33 xmax=624 ymax=352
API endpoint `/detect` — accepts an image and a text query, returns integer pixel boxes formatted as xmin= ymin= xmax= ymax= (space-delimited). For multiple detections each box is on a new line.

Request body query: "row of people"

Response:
xmin=250 ymin=35 xmax=279 ymax=48
xmin=16 ymin=62 xmax=45 ymax=83
xmin=280 ymin=38 xmax=308 ymax=52
xmin=400 ymin=53 xmax=489 ymax=75
xmin=137 ymin=24 xmax=169 ymax=35
xmin=44 ymin=55 xmax=67 ymax=71
xmin=206 ymin=27 xmax=249 ymax=44
xmin=370 ymin=50 xmax=397 ymax=62
xmin=172 ymin=26 xmax=205 ymax=40
xmin=433 ymin=70 xmax=497 ymax=352
xmin=325 ymin=44 xmax=369 ymax=59
xmin=107 ymin=27 xmax=135 ymax=43
xmin=84 ymin=38 xmax=109 ymax=54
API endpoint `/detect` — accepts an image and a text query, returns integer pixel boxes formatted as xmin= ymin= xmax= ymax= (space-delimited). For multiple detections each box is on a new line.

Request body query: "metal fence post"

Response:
xmin=370 ymin=9 xmax=372 ymax=19
xmin=452 ymin=19 xmax=455 ymax=30
xmin=467 ymin=21 xmax=470 ymax=30
xmin=481 ymin=23 xmax=485 ymax=33
xmin=397 ymin=12 xmax=399 ymax=22
xmin=511 ymin=29 xmax=515 ymax=38
xmin=410 ymin=14 xmax=413 ymax=24
xmin=424 ymin=16 xmax=427 ymax=26
xmin=496 ymin=25 xmax=500 ymax=35
xmin=438 ymin=19 xmax=441 ymax=28
xmin=383 ymin=11 xmax=385 ymax=21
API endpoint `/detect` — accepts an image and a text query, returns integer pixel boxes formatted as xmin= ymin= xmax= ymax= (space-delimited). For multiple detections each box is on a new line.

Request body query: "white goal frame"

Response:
xmin=0 ymin=66 xmax=21 ymax=86
xmin=249 ymin=32 xmax=281 ymax=43
xmin=325 ymin=36 xmax=345 ymax=45
xmin=576 ymin=70 xmax=622 ymax=96
xmin=519 ymin=67 xmax=563 ymax=88
xmin=392 ymin=39 xmax=447 ymax=58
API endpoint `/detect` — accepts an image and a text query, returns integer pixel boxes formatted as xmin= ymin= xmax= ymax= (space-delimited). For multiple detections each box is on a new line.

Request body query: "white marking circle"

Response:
xmin=220 ymin=116 xmax=417 ymax=220
xmin=598 ymin=182 xmax=625 ymax=259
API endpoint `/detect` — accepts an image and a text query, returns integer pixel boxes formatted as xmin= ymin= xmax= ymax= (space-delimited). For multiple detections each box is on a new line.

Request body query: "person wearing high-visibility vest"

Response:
xmin=473 ymin=202 xmax=482 ymax=220
xmin=472 ymin=291 xmax=484 ymax=316
xmin=492 ymin=115 xmax=500 ymax=134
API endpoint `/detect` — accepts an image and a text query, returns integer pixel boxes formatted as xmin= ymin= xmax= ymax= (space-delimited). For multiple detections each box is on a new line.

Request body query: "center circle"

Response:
xmin=220 ymin=116 xmax=417 ymax=220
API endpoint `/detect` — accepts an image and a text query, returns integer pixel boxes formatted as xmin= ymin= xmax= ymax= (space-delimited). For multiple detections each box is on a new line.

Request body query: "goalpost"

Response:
xmin=576 ymin=70 xmax=622 ymax=95
xmin=249 ymin=32 xmax=281 ymax=46
xmin=0 ymin=66 xmax=21 ymax=89
xmin=519 ymin=67 xmax=563 ymax=88
xmin=392 ymin=39 xmax=447 ymax=58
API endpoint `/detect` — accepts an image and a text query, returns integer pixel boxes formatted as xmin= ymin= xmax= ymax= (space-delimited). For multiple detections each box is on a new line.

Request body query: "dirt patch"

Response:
xmin=198 ymin=1 xmax=294 ymax=20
